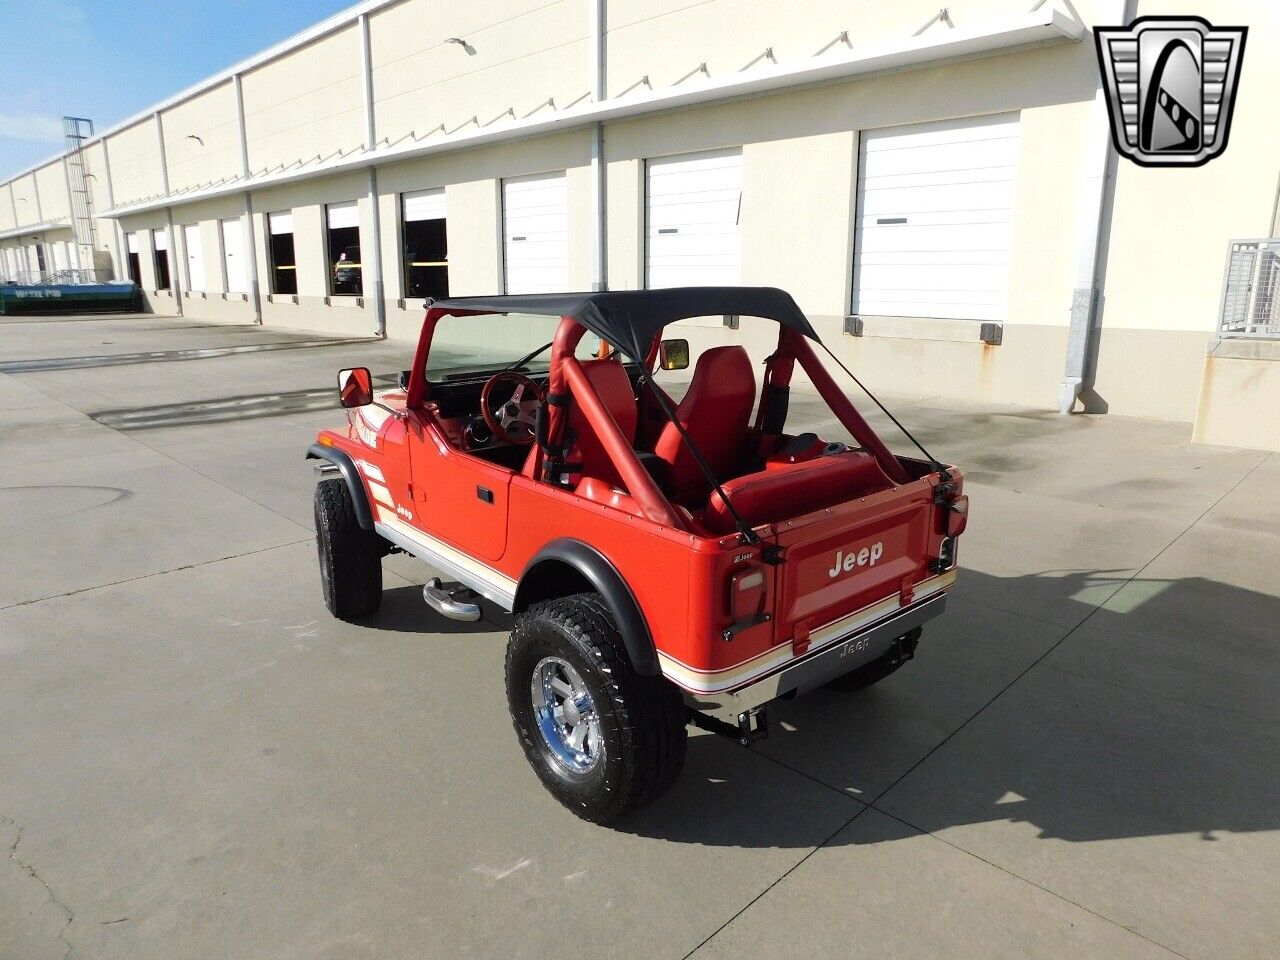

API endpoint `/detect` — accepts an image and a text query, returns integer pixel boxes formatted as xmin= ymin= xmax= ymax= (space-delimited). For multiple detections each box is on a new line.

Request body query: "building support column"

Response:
xmin=29 ymin=176 xmax=45 ymax=280
xmin=359 ymin=12 xmax=386 ymax=338
xmin=589 ymin=0 xmax=608 ymax=291
xmin=99 ymin=137 xmax=126 ymax=283
xmin=233 ymin=74 xmax=263 ymax=324
xmin=31 ymin=170 xmax=43 ymax=224
xmin=154 ymin=112 xmax=183 ymax=317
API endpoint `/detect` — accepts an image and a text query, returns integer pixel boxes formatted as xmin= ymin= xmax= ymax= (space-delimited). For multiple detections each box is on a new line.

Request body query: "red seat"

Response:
xmin=568 ymin=358 xmax=638 ymax=488
xmin=654 ymin=346 xmax=756 ymax=504
xmin=700 ymin=453 xmax=894 ymax=534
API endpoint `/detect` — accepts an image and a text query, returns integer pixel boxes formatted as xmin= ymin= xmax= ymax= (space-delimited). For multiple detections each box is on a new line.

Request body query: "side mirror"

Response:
xmin=658 ymin=338 xmax=690 ymax=371
xmin=337 ymin=367 xmax=373 ymax=408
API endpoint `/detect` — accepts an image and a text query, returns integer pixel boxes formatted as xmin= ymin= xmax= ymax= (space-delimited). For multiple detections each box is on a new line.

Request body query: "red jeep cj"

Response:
xmin=308 ymin=287 xmax=967 ymax=823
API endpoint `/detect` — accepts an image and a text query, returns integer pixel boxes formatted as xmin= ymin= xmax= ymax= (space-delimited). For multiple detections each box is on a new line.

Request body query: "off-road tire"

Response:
xmin=506 ymin=593 xmax=688 ymax=824
xmin=314 ymin=477 xmax=384 ymax=621
xmin=826 ymin=627 xmax=922 ymax=691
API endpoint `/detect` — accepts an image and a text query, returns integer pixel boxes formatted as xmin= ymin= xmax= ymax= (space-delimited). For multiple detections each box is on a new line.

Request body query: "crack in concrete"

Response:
xmin=3 ymin=817 xmax=74 ymax=960
xmin=0 ymin=538 xmax=312 ymax=612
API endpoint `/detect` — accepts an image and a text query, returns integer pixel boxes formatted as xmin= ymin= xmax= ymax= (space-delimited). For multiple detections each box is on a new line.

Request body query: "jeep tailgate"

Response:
xmin=770 ymin=482 xmax=935 ymax=647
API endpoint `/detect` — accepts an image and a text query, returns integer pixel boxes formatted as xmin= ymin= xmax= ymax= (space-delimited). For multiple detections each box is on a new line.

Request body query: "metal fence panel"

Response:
xmin=1219 ymin=239 xmax=1280 ymax=338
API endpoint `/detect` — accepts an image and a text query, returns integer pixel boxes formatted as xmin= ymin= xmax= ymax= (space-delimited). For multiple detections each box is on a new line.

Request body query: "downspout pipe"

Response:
xmin=154 ymin=112 xmax=184 ymax=318
xmin=359 ymin=13 xmax=387 ymax=338
xmin=233 ymin=74 xmax=263 ymax=325
xmin=164 ymin=206 xmax=184 ymax=317
xmin=589 ymin=0 xmax=607 ymax=291
xmin=1059 ymin=0 xmax=1134 ymax=413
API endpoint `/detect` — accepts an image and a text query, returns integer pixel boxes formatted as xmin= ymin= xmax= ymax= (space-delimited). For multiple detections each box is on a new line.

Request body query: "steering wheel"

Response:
xmin=480 ymin=371 xmax=544 ymax=445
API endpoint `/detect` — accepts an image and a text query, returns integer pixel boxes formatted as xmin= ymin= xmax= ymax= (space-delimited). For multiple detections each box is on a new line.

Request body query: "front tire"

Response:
xmin=314 ymin=478 xmax=384 ymax=621
xmin=506 ymin=593 xmax=688 ymax=824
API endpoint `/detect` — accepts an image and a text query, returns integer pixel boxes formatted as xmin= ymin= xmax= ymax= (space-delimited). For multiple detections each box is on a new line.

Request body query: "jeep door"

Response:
xmin=406 ymin=417 xmax=512 ymax=562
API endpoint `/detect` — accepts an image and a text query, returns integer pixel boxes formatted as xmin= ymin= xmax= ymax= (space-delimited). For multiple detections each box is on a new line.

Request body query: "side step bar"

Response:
xmin=423 ymin=577 xmax=482 ymax=622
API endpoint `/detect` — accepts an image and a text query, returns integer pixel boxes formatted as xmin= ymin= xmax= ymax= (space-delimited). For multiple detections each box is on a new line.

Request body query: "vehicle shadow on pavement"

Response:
xmin=613 ymin=567 xmax=1280 ymax=850
xmin=356 ymin=583 xmax=498 ymax=635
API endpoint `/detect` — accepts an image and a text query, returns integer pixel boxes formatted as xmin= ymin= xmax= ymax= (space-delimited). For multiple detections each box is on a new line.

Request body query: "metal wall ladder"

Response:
xmin=63 ymin=116 xmax=99 ymax=283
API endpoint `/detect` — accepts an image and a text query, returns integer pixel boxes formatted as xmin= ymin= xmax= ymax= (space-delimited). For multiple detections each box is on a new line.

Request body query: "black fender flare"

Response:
xmin=513 ymin=539 xmax=660 ymax=676
xmin=306 ymin=442 xmax=375 ymax=531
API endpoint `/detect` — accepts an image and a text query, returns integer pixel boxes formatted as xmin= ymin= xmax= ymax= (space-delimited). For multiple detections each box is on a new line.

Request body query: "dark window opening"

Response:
xmin=127 ymin=250 xmax=141 ymax=285
xmin=326 ymin=203 xmax=361 ymax=297
xmin=403 ymin=217 xmax=449 ymax=300
xmin=152 ymin=236 xmax=171 ymax=291
xmin=35 ymin=245 xmax=47 ymax=273
xmin=270 ymin=231 xmax=297 ymax=295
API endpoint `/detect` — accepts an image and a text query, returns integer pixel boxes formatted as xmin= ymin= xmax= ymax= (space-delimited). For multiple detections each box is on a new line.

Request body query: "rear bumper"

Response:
xmin=685 ymin=591 xmax=948 ymax=720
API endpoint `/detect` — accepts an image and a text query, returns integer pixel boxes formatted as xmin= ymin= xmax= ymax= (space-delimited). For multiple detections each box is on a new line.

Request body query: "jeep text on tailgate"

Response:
xmin=308 ymin=287 xmax=967 ymax=824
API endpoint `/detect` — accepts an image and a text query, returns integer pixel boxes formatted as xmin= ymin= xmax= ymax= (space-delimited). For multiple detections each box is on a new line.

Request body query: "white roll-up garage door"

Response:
xmin=184 ymin=224 xmax=206 ymax=291
xmin=221 ymin=219 xmax=246 ymax=293
xmin=853 ymin=114 xmax=1020 ymax=322
xmin=503 ymin=172 xmax=567 ymax=294
xmin=645 ymin=148 xmax=742 ymax=289
xmin=403 ymin=188 xmax=446 ymax=222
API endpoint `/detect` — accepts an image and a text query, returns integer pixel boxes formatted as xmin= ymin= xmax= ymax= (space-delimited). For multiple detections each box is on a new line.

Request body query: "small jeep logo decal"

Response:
xmin=827 ymin=542 xmax=884 ymax=578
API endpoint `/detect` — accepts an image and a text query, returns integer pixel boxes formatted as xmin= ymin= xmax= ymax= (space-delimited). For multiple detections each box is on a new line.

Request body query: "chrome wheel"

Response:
xmin=531 ymin=656 xmax=603 ymax=775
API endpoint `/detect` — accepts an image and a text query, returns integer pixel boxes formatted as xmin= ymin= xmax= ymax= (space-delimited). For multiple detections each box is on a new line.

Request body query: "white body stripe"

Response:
xmin=658 ymin=569 xmax=957 ymax=695
xmin=355 ymin=458 xmax=385 ymax=482
xmin=374 ymin=513 xmax=517 ymax=608
xmin=367 ymin=481 xmax=395 ymax=509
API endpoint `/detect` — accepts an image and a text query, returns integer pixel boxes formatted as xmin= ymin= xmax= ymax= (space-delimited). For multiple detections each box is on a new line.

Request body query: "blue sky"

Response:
xmin=0 ymin=0 xmax=355 ymax=179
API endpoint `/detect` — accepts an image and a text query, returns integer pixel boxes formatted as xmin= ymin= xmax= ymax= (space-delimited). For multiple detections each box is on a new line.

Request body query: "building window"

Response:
xmin=326 ymin=201 xmax=361 ymax=296
xmin=183 ymin=224 xmax=205 ymax=292
xmin=126 ymin=233 xmax=141 ymax=285
xmin=268 ymin=211 xmax=297 ymax=295
xmin=152 ymin=228 xmax=171 ymax=291
xmin=220 ymin=219 xmax=246 ymax=294
xmin=402 ymin=189 xmax=448 ymax=300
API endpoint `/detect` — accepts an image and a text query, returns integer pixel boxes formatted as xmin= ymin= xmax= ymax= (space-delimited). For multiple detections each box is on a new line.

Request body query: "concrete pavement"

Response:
xmin=1 ymin=313 xmax=1276 ymax=959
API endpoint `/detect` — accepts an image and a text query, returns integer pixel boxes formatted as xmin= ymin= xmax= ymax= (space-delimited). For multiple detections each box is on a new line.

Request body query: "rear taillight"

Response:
xmin=728 ymin=566 xmax=767 ymax=622
xmin=945 ymin=495 xmax=968 ymax=537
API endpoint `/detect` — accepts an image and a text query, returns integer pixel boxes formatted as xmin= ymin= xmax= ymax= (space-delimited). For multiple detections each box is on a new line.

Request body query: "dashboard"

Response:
xmin=425 ymin=370 xmax=551 ymax=458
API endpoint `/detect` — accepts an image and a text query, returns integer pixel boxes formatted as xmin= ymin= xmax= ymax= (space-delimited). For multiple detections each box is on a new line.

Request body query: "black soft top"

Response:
xmin=429 ymin=286 xmax=821 ymax=361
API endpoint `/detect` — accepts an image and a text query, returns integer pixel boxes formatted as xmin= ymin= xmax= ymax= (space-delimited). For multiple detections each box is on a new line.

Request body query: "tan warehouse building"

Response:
xmin=1 ymin=0 xmax=1277 ymax=449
